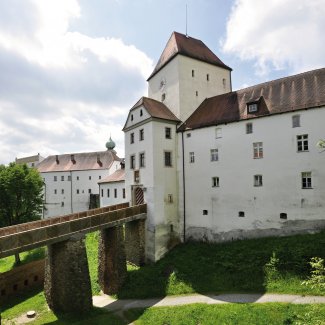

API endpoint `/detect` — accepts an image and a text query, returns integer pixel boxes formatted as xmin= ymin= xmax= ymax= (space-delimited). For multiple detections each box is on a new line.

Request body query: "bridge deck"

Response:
xmin=0 ymin=203 xmax=146 ymax=258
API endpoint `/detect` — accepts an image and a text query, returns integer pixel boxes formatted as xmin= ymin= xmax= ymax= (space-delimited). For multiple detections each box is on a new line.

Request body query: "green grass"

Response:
xmin=0 ymin=247 xmax=45 ymax=273
xmin=125 ymin=303 xmax=325 ymax=325
xmin=118 ymin=231 xmax=325 ymax=298
xmin=0 ymin=288 xmax=123 ymax=324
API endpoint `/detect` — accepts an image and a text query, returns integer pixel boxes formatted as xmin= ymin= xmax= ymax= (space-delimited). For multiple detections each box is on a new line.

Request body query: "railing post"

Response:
xmin=44 ymin=233 xmax=92 ymax=313
xmin=125 ymin=219 xmax=146 ymax=266
xmin=98 ymin=226 xmax=127 ymax=294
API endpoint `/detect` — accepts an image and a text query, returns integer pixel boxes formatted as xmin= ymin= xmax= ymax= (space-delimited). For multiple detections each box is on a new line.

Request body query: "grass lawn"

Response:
xmin=1 ymin=231 xmax=324 ymax=323
xmin=125 ymin=303 xmax=325 ymax=325
xmin=118 ymin=231 xmax=325 ymax=299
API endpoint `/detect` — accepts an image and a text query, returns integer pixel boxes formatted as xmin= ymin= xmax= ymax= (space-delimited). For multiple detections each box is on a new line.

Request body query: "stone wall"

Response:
xmin=0 ymin=259 xmax=44 ymax=302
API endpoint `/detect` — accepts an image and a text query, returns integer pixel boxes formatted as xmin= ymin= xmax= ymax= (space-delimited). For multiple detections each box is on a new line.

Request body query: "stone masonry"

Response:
xmin=44 ymin=233 xmax=92 ymax=313
xmin=98 ymin=226 xmax=127 ymax=295
xmin=125 ymin=219 xmax=146 ymax=266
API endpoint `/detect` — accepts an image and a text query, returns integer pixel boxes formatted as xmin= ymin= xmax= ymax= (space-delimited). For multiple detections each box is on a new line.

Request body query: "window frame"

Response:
xmin=301 ymin=172 xmax=312 ymax=189
xmin=130 ymin=132 xmax=134 ymax=144
xmin=246 ymin=123 xmax=253 ymax=134
xmin=165 ymin=127 xmax=171 ymax=139
xmin=253 ymin=142 xmax=263 ymax=159
xmin=130 ymin=154 xmax=136 ymax=169
xmin=164 ymin=151 xmax=172 ymax=167
xmin=247 ymin=102 xmax=258 ymax=113
xmin=292 ymin=115 xmax=300 ymax=128
xmin=215 ymin=127 xmax=222 ymax=139
xmin=254 ymin=174 xmax=263 ymax=187
xmin=139 ymin=128 xmax=144 ymax=141
xmin=212 ymin=177 xmax=219 ymax=187
xmin=139 ymin=152 xmax=145 ymax=168
xmin=189 ymin=152 xmax=195 ymax=163
xmin=210 ymin=149 xmax=219 ymax=162
xmin=297 ymin=134 xmax=309 ymax=152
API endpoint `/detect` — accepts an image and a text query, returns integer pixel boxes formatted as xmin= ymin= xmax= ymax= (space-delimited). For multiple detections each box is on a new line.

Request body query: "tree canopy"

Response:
xmin=0 ymin=163 xmax=44 ymax=228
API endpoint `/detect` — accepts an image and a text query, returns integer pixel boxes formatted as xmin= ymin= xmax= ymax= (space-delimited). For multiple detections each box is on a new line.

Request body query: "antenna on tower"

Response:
xmin=185 ymin=4 xmax=188 ymax=37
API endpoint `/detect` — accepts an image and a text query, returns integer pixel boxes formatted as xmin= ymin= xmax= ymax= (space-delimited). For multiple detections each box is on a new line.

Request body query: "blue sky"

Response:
xmin=0 ymin=0 xmax=324 ymax=164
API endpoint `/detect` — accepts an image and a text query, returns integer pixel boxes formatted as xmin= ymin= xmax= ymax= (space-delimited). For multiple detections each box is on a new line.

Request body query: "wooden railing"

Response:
xmin=0 ymin=203 xmax=146 ymax=258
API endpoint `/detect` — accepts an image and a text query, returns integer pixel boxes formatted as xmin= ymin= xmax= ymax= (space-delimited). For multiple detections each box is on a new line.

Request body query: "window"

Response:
xmin=292 ymin=115 xmax=300 ymax=128
xmin=210 ymin=149 xmax=219 ymax=161
xmin=61 ymin=176 xmax=64 ymax=181
xmin=164 ymin=151 xmax=172 ymax=167
xmin=247 ymin=103 xmax=258 ymax=113
xmin=123 ymin=188 xmax=126 ymax=199
xmin=203 ymin=210 xmax=208 ymax=215
xmin=89 ymin=176 xmax=91 ymax=180
xmin=238 ymin=211 xmax=245 ymax=217
xmin=76 ymin=176 xmax=79 ymax=180
xmin=67 ymin=175 xmax=71 ymax=181
xmin=189 ymin=152 xmax=195 ymax=163
xmin=131 ymin=114 xmax=133 ymax=121
xmin=99 ymin=175 xmax=101 ymax=179
xmin=161 ymin=93 xmax=166 ymax=101
xmin=212 ymin=177 xmax=219 ymax=187
xmin=54 ymin=189 xmax=57 ymax=194
xmin=195 ymin=90 xmax=198 ymax=96
xmin=165 ymin=127 xmax=171 ymax=139
xmin=280 ymin=213 xmax=287 ymax=219
xmin=246 ymin=123 xmax=253 ymax=134
xmin=76 ymin=189 xmax=79 ymax=194
xmin=54 ymin=176 xmax=57 ymax=181
xmin=61 ymin=189 xmax=64 ymax=194
xmin=88 ymin=189 xmax=91 ymax=194
xmin=107 ymin=189 xmax=110 ymax=197
xmin=130 ymin=132 xmax=134 ymax=144
xmin=302 ymin=172 xmax=312 ymax=189
xmin=215 ymin=127 xmax=222 ymax=138
xmin=207 ymin=74 xmax=209 ymax=81
xmin=139 ymin=129 xmax=144 ymax=141
xmin=254 ymin=175 xmax=263 ymax=187
xmin=140 ymin=109 xmax=143 ymax=117
xmin=192 ymin=69 xmax=195 ymax=77
xmin=187 ymin=133 xmax=191 ymax=138
xmin=101 ymin=189 xmax=103 ymax=197
xmin=139 ymin=152 xmax=145 ymax=168
xmin=222 ymin=78 xmax=226 ymax=88
xmin=61 ymin=202 xmax=64 ymax=207
xmin=130 ymin=155 xmax=135 ymax=169
xmin=114 ymin=189 xmax=117 ymax=198
xmin=297 ymin=134 xmax=308 ymax=152
xmin=253 ymin=142 xmax=263 ymax=158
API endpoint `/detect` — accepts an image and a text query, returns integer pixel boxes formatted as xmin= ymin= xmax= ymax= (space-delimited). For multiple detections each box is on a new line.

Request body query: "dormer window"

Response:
xmin=247 ymin=102 xmax=258 ymax=113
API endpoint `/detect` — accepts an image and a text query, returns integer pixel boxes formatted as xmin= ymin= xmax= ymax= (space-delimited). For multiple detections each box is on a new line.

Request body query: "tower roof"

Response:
xmin=147 ymin=31 xmax=232 ymax=81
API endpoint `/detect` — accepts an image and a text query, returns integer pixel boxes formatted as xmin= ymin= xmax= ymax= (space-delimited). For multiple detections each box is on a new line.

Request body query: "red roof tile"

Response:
xmin=98 ymin=169 xmax=125 ymax=183
xmin=179 ymin=68 xmax=325 ymax=130
xmin=147 ymin=31 xmax=231 ymax=81
xmin=37 ymin=150 xmax=121 ymax=173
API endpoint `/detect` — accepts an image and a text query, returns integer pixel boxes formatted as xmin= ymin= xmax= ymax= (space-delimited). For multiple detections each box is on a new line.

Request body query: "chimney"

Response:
xmin=97 ymin=154 xmax=102 ymax=167
xmin=71 ymin=154 xmax=76 ymax=164
xmin=55 ymin=155 xmax=59 ymax=164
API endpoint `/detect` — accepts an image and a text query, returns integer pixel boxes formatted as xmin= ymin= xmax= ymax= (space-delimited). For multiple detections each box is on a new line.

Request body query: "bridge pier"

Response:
xmin=98 ymin=226 xmax=127 ymax=294
xmin=44 ymin=234 xmax=92 ymax=313
xmin=125 ymin=219 xmax=145 ymax=266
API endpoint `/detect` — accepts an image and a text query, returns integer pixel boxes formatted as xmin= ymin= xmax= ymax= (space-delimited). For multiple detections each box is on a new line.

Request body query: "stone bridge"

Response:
xmin=0 ymin=203 xmax=146 ymax=313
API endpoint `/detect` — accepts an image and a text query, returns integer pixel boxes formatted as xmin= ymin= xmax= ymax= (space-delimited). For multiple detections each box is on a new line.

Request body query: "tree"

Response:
xmin=0 ymin=163 xmax=44 ymax=263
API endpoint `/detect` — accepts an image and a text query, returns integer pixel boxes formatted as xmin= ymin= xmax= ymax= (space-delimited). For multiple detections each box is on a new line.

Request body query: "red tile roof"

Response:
xmin=147 ymin=31 xmax=232 ymax=81
xmin=179 ymin=68 xmax=325 ymax=131
xmin=37 ymin=150 xmax=121 ymax=173
xmin=123 ymin=97 xmax=180 ymax=130
xmin=98 ymin=169 xmax=125 ymax=184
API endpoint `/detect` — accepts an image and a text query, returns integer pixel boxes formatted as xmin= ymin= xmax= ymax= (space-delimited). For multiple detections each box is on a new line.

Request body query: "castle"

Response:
xmin=121 ymin=32 xmax=325 ymax=261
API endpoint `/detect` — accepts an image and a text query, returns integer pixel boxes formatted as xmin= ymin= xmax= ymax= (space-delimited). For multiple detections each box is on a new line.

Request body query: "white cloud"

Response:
xmin=223 ymin=0 xmax=325 ymax=76
xmin=0 ymin=0 xmax=153 ymax=164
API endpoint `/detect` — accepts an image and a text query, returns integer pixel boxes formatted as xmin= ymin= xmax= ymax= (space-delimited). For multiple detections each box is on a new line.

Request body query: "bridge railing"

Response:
xmin=0 ymin=203 xmax=146 ymax=259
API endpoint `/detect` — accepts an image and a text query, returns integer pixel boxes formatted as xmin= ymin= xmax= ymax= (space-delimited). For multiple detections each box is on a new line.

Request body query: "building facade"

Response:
xmin=123 ymin=32 xmax=325 ymax=262
xmin=37 ymin=139 xmax=121 ymax=218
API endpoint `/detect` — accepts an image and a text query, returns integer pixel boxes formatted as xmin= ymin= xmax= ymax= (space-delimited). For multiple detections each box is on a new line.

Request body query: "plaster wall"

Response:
xmin=148 ymin=56 xmax=231 ymax=122
xmin=99 ymin=181 xmax=127 ymax=207
xmin=181 ymin=107 xmax=325 ymax=241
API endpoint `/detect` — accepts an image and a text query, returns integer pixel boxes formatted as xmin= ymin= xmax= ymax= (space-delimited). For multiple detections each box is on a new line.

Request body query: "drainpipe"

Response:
xmin=70 ymin=171 xmax=73 ymax=213
xmin=181 ymin=131 xmax=186 ymax=242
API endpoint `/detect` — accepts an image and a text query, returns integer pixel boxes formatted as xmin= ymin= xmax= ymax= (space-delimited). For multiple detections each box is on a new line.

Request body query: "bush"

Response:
xmin=301 ymin=257 xmax=325 ymax=290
